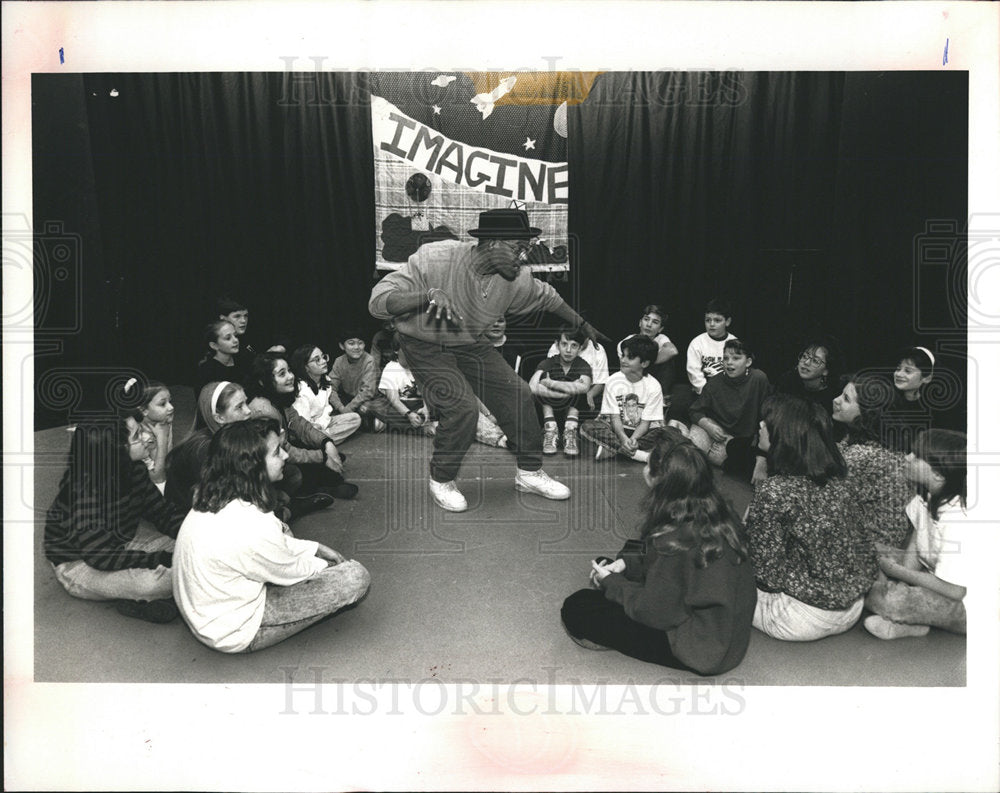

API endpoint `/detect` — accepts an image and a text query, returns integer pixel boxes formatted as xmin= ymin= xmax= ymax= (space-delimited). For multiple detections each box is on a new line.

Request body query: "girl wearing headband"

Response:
xmin=889 ymin=345 xmax=938 ymax=454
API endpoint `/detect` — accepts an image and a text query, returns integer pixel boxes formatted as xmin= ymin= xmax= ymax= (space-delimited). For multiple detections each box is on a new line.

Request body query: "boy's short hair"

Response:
xmin=724 ymin=338 xmax=753 ymax=359
xmin=558 ymin=324 xmax=588 ymax=345
xmin=216 ymin=294 xmax=247 ymax=316
xmin=642 ymin=304 xmax=667 ymax=323
xmin=621 ymin=334 xmax=658 ymax=366
xmin=704 ymin=298 xmax=732 ymax=319
xmin=339 ymin=327 xmax=367 ymax=346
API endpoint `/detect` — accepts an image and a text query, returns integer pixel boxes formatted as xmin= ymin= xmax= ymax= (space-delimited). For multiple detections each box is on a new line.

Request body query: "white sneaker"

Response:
xmin=515 ymin=468 xmax=570 ymax=500
xmin=429 ymin=478 xmax=468 ymax=512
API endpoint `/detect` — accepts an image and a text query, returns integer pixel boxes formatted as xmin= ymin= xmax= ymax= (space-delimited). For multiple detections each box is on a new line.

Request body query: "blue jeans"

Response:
xmin=399 ymin=335 xmax=542 ymax=482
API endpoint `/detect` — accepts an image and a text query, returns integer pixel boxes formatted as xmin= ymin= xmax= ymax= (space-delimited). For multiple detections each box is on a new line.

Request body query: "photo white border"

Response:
xmin=4 ymin=2 xmax=999 ymax=790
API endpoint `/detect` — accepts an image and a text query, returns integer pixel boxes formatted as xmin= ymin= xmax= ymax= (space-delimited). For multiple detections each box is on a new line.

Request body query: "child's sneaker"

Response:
xmin=542 ymin=424 xmax=558 ymax=455
xmin=563 ymin=426 xmax=579 ymax=456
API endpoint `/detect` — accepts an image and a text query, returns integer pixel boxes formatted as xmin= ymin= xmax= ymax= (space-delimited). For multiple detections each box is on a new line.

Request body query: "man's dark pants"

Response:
xmin=400 ymin=335 xmax=543 ymax=483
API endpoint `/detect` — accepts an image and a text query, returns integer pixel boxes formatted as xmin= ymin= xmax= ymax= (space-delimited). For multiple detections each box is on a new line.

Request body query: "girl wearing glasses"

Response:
xmin=290 ymin=344 xmax=362 ymax=445
xmin=775 ymin=337 xmax=843 ymax=417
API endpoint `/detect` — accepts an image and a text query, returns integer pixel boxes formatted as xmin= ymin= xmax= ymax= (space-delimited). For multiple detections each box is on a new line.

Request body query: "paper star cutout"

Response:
xmin=522 ymin=137 xmax=536 ymax=151
xmin=432 ymin=105 xmax=442 ymax=115
xmin=509 ymin=199 xmax=526 ymax=210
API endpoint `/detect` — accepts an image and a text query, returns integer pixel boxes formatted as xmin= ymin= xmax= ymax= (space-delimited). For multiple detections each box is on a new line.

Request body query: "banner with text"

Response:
xmin=370 ymin=71 xmax=600 ymax=269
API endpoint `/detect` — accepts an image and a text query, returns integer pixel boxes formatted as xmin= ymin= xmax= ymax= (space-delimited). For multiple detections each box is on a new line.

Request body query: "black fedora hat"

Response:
xmin=468 ymin=209 xmax=541 ymax=239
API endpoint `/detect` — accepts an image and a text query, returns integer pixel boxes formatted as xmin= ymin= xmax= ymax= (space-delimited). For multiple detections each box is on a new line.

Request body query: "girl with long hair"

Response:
xmin=561 ymin=428 xmax=756 ymax=675
xmin=774 ymin=336 xmax=843 ymax=415
xmin=747 ymin=394 xmax=873 ymax=640
xmin=246 ymin=353 xmax=359 ymax=500
xmin=172 ymin=420 xmax=370 ymax=653
xmin=865 ymin=429 xmax=968 ymax=638
xmin=44 ymin=379 xmax=186 ymax=623
xmin=832 ymin=371 xmax=914 ymax=548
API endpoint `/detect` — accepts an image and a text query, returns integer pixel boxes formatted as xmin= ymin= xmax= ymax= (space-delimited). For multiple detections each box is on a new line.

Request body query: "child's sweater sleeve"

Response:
xmin=59 ymin=489 xmax=172 ymax=571
xmin=354 ymin=356 xmax=378 ymax=402
xmin=136 ymin=469 xmax=187 ymax=539
xmin=601 ymin=553 xmax=689 ymax=631
xmin=688 ymin=383 xmax=712 ymax=425
xmin=687 ymin=338 xmax=707 ymax=393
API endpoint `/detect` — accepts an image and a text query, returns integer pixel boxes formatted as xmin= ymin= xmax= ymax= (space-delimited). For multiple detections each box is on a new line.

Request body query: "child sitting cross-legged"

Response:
xmin=367 ymin=335 xmax=438 ymax=436
xmin=327 ymin=328 xmax=379 ymax=426
xmin=366 ymin=335 xmax=507 ymax=447
xmin=529 ymin=324 xmax=594 ymax=457
xmin=864 ymin=429 xmax=968 ymax=639
xmin=173 ymin=419 xmax=370 ymax=653
xmin=580 ymin=335 xmax=666 ymax=463
xmin=560 ymin=428 xmax=757 ymax=674
xmin=688 ymin=338 xmax=771 ymax=480
xmin=290 ymin=343 xmax=363 ymax=444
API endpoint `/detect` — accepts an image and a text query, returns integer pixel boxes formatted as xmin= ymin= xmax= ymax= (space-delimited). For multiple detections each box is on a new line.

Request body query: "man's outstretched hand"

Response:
xmin=426 ymin=288 xmax=464 ymax=327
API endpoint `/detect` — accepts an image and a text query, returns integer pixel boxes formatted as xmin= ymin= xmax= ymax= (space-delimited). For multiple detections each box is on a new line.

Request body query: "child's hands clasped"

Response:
xmin=589 ymin=557 xmax=625 ymax=587
xmin=700 ymin=419 xmax=728 ymax=443
xmin=874 ymin=542 xmax=908 ymax=576
xmin=315 ymin=543 xmax=346 ymax=566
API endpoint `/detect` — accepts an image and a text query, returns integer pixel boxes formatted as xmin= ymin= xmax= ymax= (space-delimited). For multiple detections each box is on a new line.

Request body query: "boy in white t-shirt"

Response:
xmin=580 ymin=335 xmax=666 ymax=463
xmin=367 ymin=336 xmax=437 ymax=435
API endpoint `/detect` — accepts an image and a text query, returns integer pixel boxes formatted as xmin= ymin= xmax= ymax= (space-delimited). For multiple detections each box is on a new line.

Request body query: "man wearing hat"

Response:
xmin=369 ymin=208 xmax=610 ymax=512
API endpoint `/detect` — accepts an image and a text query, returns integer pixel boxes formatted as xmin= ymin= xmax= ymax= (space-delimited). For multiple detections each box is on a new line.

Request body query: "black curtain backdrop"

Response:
xmin=32 ymin=71 xmax=966 ymax=429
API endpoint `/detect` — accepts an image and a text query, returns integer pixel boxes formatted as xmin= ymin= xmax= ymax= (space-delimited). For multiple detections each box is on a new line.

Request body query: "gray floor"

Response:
xmin=33 ymin=389 xmax=965 ymax=686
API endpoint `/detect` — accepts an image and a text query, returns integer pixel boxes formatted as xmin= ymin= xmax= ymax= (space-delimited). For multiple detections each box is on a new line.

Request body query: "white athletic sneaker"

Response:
xmin=515 ymin=468 xmax=570 ymax=500
xmin=429 ymin=479 xmax=468 ymax=512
